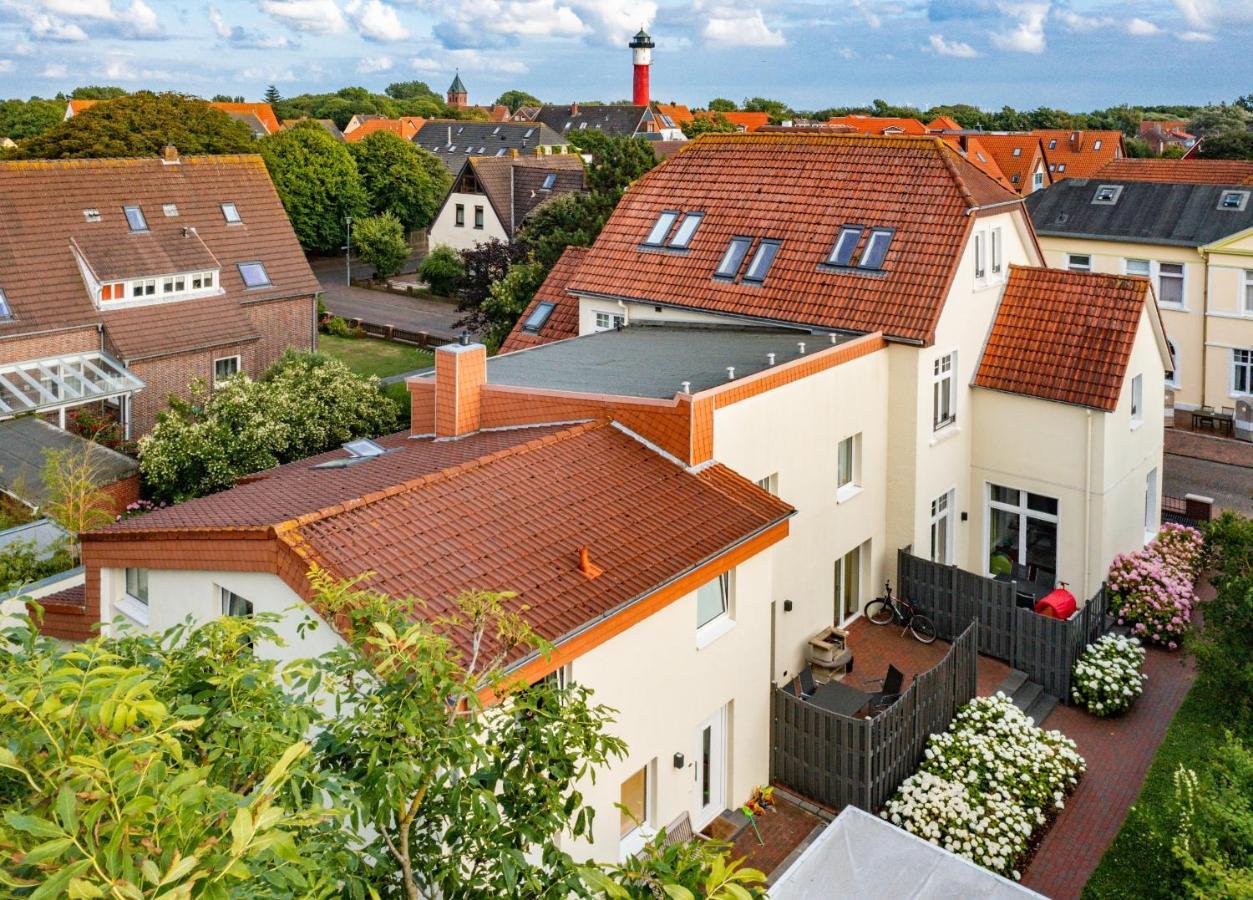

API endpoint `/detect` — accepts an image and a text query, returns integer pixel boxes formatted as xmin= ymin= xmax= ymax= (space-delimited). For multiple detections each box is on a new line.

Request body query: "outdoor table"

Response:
xmin=1192 ymin=410 xmax=1235 ymax=437
xmin=807 ymin=679 xmax=870 ymax=717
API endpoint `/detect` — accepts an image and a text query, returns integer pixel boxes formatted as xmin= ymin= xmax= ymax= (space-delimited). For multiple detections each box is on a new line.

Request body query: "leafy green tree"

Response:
xmin=264 ymin=84 xmax=282 ymax=105
xmin=455 ymin=239 xmax=522 ymax=328
xmin=1171 ymin=734 xmax=1253 ymax=897
xmin=585 ymin=832 xmax=767 ymax=898
xmin=496 ymin=89 xmax=541 ymax=111
xmin=259 ymin=121 xmax=367 ymax=253
xmin=480 ymin=259 xmax=547 ymax=350
xmin=684 ymin=114 xmax=739 ymax=138
xmin=1196 ymin=132 xmax=1253 ymax=160
xmin=211 ymin=94 xmax=246 ymax=103
xmin=1195 ymin=513 xmax=1253 ymax=724
xmin=352 ymin=212 xmax=409 ymax=279
xmin=69 ymin=86 xmax=127 ymax=100
xmin=707 ymin=97 xmax=737 ymax=112
xmin=1189 ymin=104 xmax=1252 ymax=137
xmin=0 ymin=98 xmax=64 ymax=142
xmin=385 ymin=80 xmax=438 ymax=101
xmin=0 ymin=539 xmax=74 ymax=593
xmin=419 ymin=244 xmax=466 ymax=297
xmin=567 ymin=131 xmax=658 ymax=204
xmin=741 ymin=96 xmax=791 ymax=120
xmin=20 ymin=92 xmax=255 ymax=160
xmin=349 ymin=130 xmax=450 ymax=232
xmin=40 ymin=445 xmax=114 ymax=563
xmin=516 ymin=192 xmax=603 ymax=269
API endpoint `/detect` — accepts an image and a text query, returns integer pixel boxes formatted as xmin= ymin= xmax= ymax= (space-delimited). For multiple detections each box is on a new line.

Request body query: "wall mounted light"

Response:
xmin=783 ymin=599 xmax=794 ymax=612
xmin=673 ymin=752 xmax=685 ymax=769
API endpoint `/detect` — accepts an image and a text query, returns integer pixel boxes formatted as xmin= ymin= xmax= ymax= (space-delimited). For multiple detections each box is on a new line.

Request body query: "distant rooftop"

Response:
xmin=488 ymin=324 xmax=853 ymax=398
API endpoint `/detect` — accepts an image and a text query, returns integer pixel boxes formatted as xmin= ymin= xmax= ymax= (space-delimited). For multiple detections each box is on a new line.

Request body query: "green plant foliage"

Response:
xmin=707 ymin=98 xmax=737 ymax=112
xmin=1196 ymin=132 xmax=1253 ymax=160
xmin=584 ymin=831 xmax=767 ymax=898
xmin=1195 ymin=513 xmax=1253 ymax=726
xmin=419 ymin=244 xmax=465 ymax=297
xmin=515 ymin=192 xmax=604 ymax=269
xmin=0 ymin=540 xmax=74 ymax=593
xmin=352 ymin=212 xmax=409 ymax=279
xmin=0 ymin=98 xmax=66 ymax=142
xmin=19 ymin=92 xmax=255 ymax=159
xmin=259 ymin=122 xmax=367 ymax=253
xmin=349 ymin=130 xmax=450 ymax=232
xmin=138 ymin=352 xmax=396 ymax=502
xmin=480 ymin=259 xmax=547 ymax=350
xmin=684 ymin=113 xmax=740 ymax=138
xmin=495 ymin=89 xmax=541 ymax=111
xmin=1171 ymin=734 xmax=1253 ymax=897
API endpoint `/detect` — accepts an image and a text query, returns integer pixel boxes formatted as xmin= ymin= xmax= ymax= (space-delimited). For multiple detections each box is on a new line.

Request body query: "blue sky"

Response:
xmin=0 ymin=1 xmax=1249 ymax=110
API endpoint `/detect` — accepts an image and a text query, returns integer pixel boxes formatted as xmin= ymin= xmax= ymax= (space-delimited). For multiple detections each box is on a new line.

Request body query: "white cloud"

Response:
xmin=119 ymin=0 xmax=158 ymax=36
xmin=28 ymin=13 xmax=88 ymax=40
xmin=928 ymin=32 xmax=978 ymax=56
xmin=1173 ymin=0 xmax=1253 ymax=30
xmin=1055 ymin=9 xmax=1109 ymax=31
xmin=568 ymin=0 xmax=652 ymax=44
xmin=835 ymin=45 xmax=855 ymax=59
xmin=0 ymin=59 xmax=13 ymax=72
xmin=848 ymin=0 xmax=880 ymax=27
xmin=258 ymin=0 xmax=345 ymax=33
xmin=209 ymin=5 xmax=296 ymax=48
xmin=1179 ymin=28 xmax=1216 ymax=40
xmin=41 ymin=62 xmax=68 ymax=76
xmin=357 ymin=54 xmax=393 ymax=72
xmin=15 ymin=0 xmax=163 ymax=38
xmin=410 ymin=48 xmax=528 ymax=75
xmin=240 ymin=65 xmax=298 ymax=80
xmin=346 ymin=0 xmax=408 ymax=40
xmin=1126 ymin=17 xmax=1159 ymax=35
xmin=703 ymin=7 xmax=785 ymax=47
xmin=990 ymin=1 xmax=1047 ymax=53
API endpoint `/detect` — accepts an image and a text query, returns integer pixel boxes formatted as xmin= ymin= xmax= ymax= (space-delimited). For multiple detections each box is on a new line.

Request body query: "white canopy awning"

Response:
xmin=0 ymin=351 xmax=143 ymax=417
xmin=770 ymin=806 xmax=1046 ymax=900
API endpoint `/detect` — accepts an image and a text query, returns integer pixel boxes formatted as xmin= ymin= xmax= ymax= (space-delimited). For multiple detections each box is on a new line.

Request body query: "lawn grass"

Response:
xmin=318 ymin=333 xmax=434 ymax=380
xmin=1082 ymin=677 xmax=1228 ymax=898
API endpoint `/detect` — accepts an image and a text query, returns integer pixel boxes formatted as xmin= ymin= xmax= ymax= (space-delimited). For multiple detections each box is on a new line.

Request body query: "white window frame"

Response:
xmin=1130 ymin=373 xmax=1143 ymax=428
xmin=1156 ymin=262 xmax=1185 ymax=308
xmin=990 ymin=227 xmax=1003 ymax=276
xmin=973 ymin=231 xmax=986 ymax=280
xmin=1165 ymin=339 xmax=1180 ymax=389
xmin=618 ymin=761 xmax=656 ymax=859
xmin=473 ymin=205 xmax=484 ymax=230
xmin=836 ymin=433 xmax=862 ymax=503
xmin=593 ymin=309 xmax=625 ymax=332
xmin=1032 ymin=170 xmax=1044 ymax=190
xmin=756 ymin=472 xmax=778 ymax=496
xmin=1233 ymin=348 xmax=1253 ymax=396
xmin=1067 ymin=254 xmax=1092 ymax=272
xmin=1144 ymin=467 xmax=1158 ymax=545
xmin=1244 ymin=270 xmax=1253 ymax=316
xmin=454 ymin=203 xmax=465 ymax=227
xmin=930 ymin=489 xmax=955 ymax=565
xmin=117 ymin=567 xmax=150 ymax=625
xmin=695 ymin=571 xmax=735 ymax=648
xmin=985 ymin=484 xmax=1060 ymax=581
xmin=932 ymin=351 xmax=957 ymax=432
xmin=214 ymin=355 xmax=241 ymax=386
xmin=221 ymin=586 xmax=254 ymax=617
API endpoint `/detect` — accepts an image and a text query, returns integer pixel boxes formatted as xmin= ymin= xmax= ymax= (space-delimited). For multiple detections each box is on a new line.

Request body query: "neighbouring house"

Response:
xmin=0 ymin=148 xmax=320 ymax=438
xmin=1138 ymin=119 xmax=1197 ymax=155
xmin=1093 ymin=157 xmax=1253 ymax=185
xmin=1030 ymin=129 xmax=1124 ymax=180
xmin=653 ymin=102 xmax=694 ymax=130
xmin=510 ymin=105 xmax=542 ymax=122
xmin=64 ymin=99 xmax=281 ymax=136
xmin=343 ymin=113 xmax=385 ymax=134
xmin=0 ymin=416 xmax=140 ymax=516
xmin=823 ymin=115 xmax=932 ymax=135
xmin=533 ymin=103 xmax=676 ymax=140
xmin=1027 ymin=173 xmax=1253 ymax=424
xmin=47 ymin=132 xmax=1167 ymax=868
xmin=414 ymin=120 xmax=570 ymax=173
xmin=280 ymin=118 xmax=346 ymax=142
xmin=343 ymin=116 xmax=425 ymax=143
xmin=968 ymin=133 xmax=1052 ymax=195
xmin=443 ymin=72 xmax=510 ymax=121
xmin=692 ymin=110 xmax=771 ymax=133
xmin=427 ymin=153 xmax=586 ymax=251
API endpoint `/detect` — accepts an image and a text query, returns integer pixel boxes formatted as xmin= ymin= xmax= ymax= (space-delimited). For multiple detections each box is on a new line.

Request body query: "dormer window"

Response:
xmin=1093 ymin=185 xmax=1122 ymax=205
xmin=742 ymin=239 xmax=780 ymax=283
xmin=124 ymin=205 xmax=147 ymax=232
xmin=643 ymin=210 xmax=679 ymax=246
xmin=715 ymin=237 xmax=752 ymax=278
xmin=238 ymin=262 xmax=271 ymax=288
xmin=162 ymin=203 xmax=178 ymax=217
xmin=826 ymin=226 xmax=863 ymax=267
xmin=83 ymin=208 xmax=101 ymax=223
xmin=131 ymin=279 xmax=156 ymax=298
xmin=858 ymin=229 xmax=893 ymax=270
xmin=668 ymin=213 xmax=703 ymax=249
xmin=221 ymin=202 xmax=242 ymax=224
xmin=1220 ymin=190 xmax=1249 ymax=211
xmin=0 ymin=288 xmax=10 ymax=320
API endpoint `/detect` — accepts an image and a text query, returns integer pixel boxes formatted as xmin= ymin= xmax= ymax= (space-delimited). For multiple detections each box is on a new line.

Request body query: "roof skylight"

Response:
xmin=1220 ymin=190 xmax=1249 ymax=211
xmin=715 ymin=237 xmax=752 ymax=278
xmin=643 ymin=210 xmax=679 ymax=246
xmin=343 ymin=438 xmax=386 ymax=458
xmin=1012 ymin=147 xmax=1022 ymax=157
xmin=237 ymin=262 xmax=271 ymax=288
xmin=83 ymin=208 xmax=101 ymax=223
xmin=541 ymin=173 xmax=557 ymax=190
xmin=1093 ymin=139 xmax=1103 ymax=150
xmin=123 ymin=205 xmax=147 ymax=232
xmin=523 ymin=301 xmax=556 ymax=332
xmin=826 ymin=226 xmax=863 ymax=267
xmin=163 ymin=203 xmax=179 ymax=217
xmin=221 ymin=202 xmax=241 ymax=223
xmin=0 ymin=288 xmax=10 ymax=320
xmin=668 ymin=213 xmax=703 ymax=249
xmin=742 ymin=239 xmax=780 ymax=283
xmin=858 ymin=229 xmax=893 ymax=270
xmin=1092 ymin=184 xmax=1122 ymax=205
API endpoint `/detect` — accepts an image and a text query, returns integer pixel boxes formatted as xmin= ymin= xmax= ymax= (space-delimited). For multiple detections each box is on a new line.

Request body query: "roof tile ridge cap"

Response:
xmin=87 ymin=523 xmax=272 ymax=541
xmin=934 ymin=140 xmax=980 ymax=209
xmin=274 ymin=419 xmax=607 ymax=535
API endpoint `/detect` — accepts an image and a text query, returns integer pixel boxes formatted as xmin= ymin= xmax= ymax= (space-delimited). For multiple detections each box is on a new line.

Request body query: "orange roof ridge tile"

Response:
xmin=274 ymin=419 xmax=610 ymax=536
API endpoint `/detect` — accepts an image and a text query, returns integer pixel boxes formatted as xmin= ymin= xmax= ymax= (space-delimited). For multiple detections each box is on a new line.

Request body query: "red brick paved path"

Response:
xmin=726 ymin=793 xmax=824 ymax=878
xmin=1167 ymin=412 xmax=1253 ymax=468
xmin=839 ymin=597 xmax=1205 ymax=900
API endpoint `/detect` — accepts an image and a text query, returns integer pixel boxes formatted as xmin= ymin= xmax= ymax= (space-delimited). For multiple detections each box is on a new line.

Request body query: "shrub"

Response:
xmin=419 ymin=245 xmax=464 ymax=296
xmin=0 ymin=538 xmax=75 ymax=591
xmin=882 ymin=693 xmax=1085 ymax=880
xmin=353 ymin=212 xmax=409 ymax=279
xmin=320 ymin=315 xmax=360 ymax=338
xmin=1071 ymin=634 xmax=1147 ymax=716
xmin=1195 ymin=513 xmax=1253 ymax=726
xmin=1172 ymin=734 xmax=1253 ymax=897
xmin=1108 ymin=524 xmax=1204 ymax=648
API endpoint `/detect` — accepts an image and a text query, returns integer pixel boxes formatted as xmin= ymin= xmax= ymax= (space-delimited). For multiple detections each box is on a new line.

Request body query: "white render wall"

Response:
xmin=427 ymin=192 xmax=507 ymax=252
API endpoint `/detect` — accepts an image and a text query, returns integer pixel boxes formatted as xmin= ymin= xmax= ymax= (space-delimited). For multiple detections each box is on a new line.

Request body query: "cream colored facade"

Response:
xmin=428 ymin=191 xmax=506 ymax=252
xmin=1036 ymin=230 xmax=1253 ymax=420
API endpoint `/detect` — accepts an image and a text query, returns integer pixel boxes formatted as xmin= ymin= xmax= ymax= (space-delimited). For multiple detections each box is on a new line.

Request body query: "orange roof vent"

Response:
xmin=578 ymin=546 xmax=603 ymax=580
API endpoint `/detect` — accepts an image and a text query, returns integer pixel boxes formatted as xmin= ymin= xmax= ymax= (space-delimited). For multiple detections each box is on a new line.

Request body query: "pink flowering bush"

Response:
xmin=1107 ymin=524 xmax=1203 ymax=649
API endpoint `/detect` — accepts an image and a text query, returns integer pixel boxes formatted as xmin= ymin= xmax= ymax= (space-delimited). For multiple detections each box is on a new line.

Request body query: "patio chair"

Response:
xmin=1222 ymin=406 xmax=1235 ymax=417
xmin=798 ymin=668 xmax=817 ymax=698
xmin=864 ymin=665 xmax=905 ymax=714
xmin=662 ymin=811 xmax=710 ymax=846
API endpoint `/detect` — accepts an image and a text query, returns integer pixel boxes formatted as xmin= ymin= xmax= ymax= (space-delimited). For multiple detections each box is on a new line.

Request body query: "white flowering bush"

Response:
xmin=881 ymin=694 xmax=1085 ymax=880
xmin=1071 ymin=634 xmax=1147 ymax=717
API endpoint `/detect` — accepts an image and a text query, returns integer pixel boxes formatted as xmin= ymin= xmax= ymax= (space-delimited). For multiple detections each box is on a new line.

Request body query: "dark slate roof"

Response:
xmin=448 ymin=73 xmax=466 ymax=93
xmin=534 ymin=105 xmax=653 ymax=139
xmin=487 ymin=323 xmax=845 ymax=398
xmin=0 ymin=417 xmax=138 ymax=507
xmin=414 ymin=121 xmax=569 ymax=172
xmin=1025 ymin=178 xmax=1253 ymax=247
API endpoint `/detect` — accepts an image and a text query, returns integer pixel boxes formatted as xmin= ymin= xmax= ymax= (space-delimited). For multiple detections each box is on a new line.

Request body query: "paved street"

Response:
xmin=314 ymin=266 xmax=464 ymax=342
xmin=1163 ymin=452 xmax=1252 ymax=515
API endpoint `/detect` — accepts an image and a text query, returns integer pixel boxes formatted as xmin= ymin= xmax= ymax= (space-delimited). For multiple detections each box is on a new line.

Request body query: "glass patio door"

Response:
xmin=835 ymin=544 xmax=862 ymax=624
xmin=694 ymin=707 xmax=726 ymax=828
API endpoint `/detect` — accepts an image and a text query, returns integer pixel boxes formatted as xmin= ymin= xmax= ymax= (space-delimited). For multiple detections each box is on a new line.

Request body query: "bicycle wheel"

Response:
xmin=864 ymin=599 xmax=893 ymax=625
xmin=910 ymin=614 xmax=938 ymax=644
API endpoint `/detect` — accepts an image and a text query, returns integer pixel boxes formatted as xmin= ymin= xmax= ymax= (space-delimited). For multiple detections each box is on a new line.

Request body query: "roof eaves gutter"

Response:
xmin=1031 ymin=229 xmax=1203 ymax=249
xmin=502 ymin=511 xmax=795 ymax=676
xmin=964 ymin=196 xmax=1027 ymax=216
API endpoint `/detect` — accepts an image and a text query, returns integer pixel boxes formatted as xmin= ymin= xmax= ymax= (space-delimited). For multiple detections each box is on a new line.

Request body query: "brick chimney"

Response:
xmin=434 ymin=336 xmax=487 ymax=438
xmin=570 ymin=101 xmax=579 ymax=116
xmin=162 ymin=144 xmax=180 ymax=164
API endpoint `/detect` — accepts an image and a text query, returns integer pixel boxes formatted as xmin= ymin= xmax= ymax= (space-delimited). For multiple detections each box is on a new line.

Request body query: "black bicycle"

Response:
xmin=863 ymin=581 xmax=937 ymax=644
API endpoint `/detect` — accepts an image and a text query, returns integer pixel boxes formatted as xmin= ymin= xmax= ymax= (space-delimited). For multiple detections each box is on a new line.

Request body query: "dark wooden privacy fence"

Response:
xmin=1162 ymin=493 xmax=1213 ymax=528
xmin=770 ymin=622 xmax=978 ymax=812
xmin=897 ymin=549 xmax=1109 ymax=702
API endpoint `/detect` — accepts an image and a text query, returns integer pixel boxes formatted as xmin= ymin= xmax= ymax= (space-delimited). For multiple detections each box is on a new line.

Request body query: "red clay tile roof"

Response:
xmin=696 ymin=111 xmax=771 ymax=132
xmin=499 ymin=246 xmax=589 ymax=353
xmin=974 ymin=265 xmax=1152 ymax=411
xmin=563 ymin=132 xmax=1019 ymax=344
xmin=0 ymin=155 xmax=319 ymax=362
xmin=655 ymin=103 xmax=694 ymax=125
xmin=1093 ymin=158 xmax=1253 ymax=186
xmin=460 ymin=154 xmax=585 ymax=238
xmin=938 ymin=134 xmax=1012 ymax=190
xmin=343 ymin=117 xmax=426 ymax=142
xmin=825 ymin=116 xmax=929 ymax=135
xmin=971 ymin=134 xmax=1050 ymax=194
xmin=102 ymin=293 xmax=259 ymax=361
xmin=278 ymin=420 xmax=792 ymax=661
xmin=927 ymin=116 xmax=962 ymax=131
xmin=1031 ymin=130 xmax=1124 ymax=180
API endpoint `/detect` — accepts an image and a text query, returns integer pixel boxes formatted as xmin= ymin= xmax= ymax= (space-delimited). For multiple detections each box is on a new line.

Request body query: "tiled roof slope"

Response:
xmin=415 ymin=121 xmax=569 ymax=173
xmin=564 ymin=133 xmax=1019 ymax=344
xmin=462 ymin=154 xmax=585 ymax=237
xmin=0 ymin=155 xmax=319 ymax=359
xmin=344 ymin=117 xmax=425 ymax=143
xmin=1032 ymin=130 xmax=1123 ymax=179
xmin=1093 ymin=158 xmax=1253 ymax=186
xmin=825 ymin=116 xmax=929 ymax=135
xmin=971 ymin=134 xmax=1050 ymax=193
xmin=974 ymin=265 xmax=1151 ymax=411
xmin=534 ymin=105 xmax=651 ymax=138
xmin=499 ymin=246 xmax=589 ymax=353
xmin=280 ymin=420 xmax=792 ymax=661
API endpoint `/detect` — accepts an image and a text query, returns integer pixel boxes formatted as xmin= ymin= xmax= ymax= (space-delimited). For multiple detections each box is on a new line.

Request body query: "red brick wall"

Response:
xmin=99 ymin=474 xmax=140 ymax=515
xmin=0 ymin=326 xmax=99 ymax=365
xmin=243 ymin=295 xmax=315 ymax=371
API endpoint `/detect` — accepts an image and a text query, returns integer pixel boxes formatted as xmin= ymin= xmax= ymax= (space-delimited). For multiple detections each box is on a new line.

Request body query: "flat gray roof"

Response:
xmin=488 ymin=324 xmax=854 ymax=399
xmin=0 ymin=417 xmax=138 ymax=508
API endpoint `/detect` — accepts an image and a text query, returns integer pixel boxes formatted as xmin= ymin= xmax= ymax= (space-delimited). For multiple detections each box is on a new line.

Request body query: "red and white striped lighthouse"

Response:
xmin=629 ymin=28 xmax=655 ymax=106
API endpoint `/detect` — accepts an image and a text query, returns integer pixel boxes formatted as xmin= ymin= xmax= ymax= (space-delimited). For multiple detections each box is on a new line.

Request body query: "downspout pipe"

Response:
xmin=1083 ymin=410 xmax=1092 ymax=599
